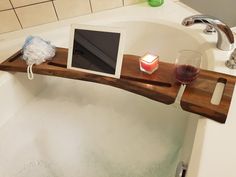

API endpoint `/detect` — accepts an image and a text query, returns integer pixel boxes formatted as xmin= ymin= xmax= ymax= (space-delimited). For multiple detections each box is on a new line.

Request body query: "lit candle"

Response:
xmin=140 ymin=53 xmax=159 ymax=74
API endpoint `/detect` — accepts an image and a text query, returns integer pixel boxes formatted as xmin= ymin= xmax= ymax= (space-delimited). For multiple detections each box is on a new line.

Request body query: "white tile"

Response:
xmin=0 ymin=10 xmax=21 ymax=34
xmin=11 ymin=0 xmax=50 ymax=8
xmin=15 ymin=2 xmax=57 ymax=28
xmin=54 ymin=0 xmax=91 ymax=20
xmin=0 ymin=0 xmax=12 ymax=11
xmin=124 ymin=0 xmax=145 ymax=6
xmin=90 ymin=0 xmax=123 ymax=12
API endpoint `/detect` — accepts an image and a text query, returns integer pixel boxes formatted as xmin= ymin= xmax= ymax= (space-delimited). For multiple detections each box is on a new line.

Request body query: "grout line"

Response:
xmin=0 ymin=8 xmax=13 ymax=12
xmin=12 ymin=0 xmax=52 ymax=9
xmin=51 ymin=1 xmax=59 ymax=20
xmin=8 ymin=0 xmax=23 ymax=29
xmin=88 ymin=0 xmax=93 ymax=13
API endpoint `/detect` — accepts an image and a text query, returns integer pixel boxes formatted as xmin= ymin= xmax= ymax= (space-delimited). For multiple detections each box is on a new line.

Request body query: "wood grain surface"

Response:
xmin=0 ymin=47 xmax=235 ymax=123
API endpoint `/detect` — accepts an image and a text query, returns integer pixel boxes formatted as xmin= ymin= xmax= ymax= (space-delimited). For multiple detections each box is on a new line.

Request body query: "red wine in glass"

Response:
xmin=175 ymin=64 xmax=199 ymax=84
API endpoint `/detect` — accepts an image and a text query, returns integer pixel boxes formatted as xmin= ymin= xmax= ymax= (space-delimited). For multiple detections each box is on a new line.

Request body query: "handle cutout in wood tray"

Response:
xmin=211 ymin=78 xmax=227 ymax=105
xmin=180 ymin=69 xmax=235 ymax=123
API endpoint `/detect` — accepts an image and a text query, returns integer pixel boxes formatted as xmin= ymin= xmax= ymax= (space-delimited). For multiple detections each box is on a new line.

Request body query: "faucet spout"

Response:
xmin=182 ymin=15 xmax=234 ymax=51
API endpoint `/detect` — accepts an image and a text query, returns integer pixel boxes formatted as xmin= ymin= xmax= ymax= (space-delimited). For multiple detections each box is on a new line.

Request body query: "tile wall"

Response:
xmin=0 ymin=0 xmax=146 ymax=34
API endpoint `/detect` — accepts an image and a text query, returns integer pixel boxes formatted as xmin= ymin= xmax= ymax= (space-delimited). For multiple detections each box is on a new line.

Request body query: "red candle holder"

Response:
xmin=140 ymin=53 xmax=159 ymax=74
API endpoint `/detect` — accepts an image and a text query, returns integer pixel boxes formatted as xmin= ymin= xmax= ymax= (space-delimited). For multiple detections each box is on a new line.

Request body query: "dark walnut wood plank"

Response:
xmin=0 ymin=47 xmax=181 ymax=105
xmin=181 ymin=69 xmax=236 ymax=123
xmin=49 ymin=48 xmax=176 ymax=87
xmin=1 ymin=47 xmax=236 ymax=123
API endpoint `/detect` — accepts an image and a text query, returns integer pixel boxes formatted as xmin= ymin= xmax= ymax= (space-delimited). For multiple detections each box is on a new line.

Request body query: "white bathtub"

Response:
xmin=0 ymin=21 xmax=213 ymax=177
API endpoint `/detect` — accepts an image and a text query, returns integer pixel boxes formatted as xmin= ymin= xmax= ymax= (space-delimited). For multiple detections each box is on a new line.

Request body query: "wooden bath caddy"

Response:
xmin=0 ymin=47 xmax=235 ymax=123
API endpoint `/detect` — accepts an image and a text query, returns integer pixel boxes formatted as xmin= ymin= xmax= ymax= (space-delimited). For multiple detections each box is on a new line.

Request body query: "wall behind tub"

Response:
xmin=180 ymin=0 xmax=236 ymax=27
xmin=0 ymin=0 xmax=145 ymax=34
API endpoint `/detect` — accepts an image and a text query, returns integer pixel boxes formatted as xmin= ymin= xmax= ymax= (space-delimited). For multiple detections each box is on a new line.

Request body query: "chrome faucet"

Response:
xmin=182 ymin=15 xmax=234 ymax=51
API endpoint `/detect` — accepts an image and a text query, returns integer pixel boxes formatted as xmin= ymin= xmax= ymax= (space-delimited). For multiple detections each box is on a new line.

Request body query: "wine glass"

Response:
xmin=175 ymin=50 xmax=202 ymax=85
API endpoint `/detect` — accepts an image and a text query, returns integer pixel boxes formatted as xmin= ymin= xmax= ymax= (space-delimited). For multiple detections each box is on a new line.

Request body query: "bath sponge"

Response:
xmin=22 ymin=36 xmax=55 ymax=80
